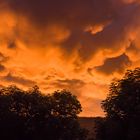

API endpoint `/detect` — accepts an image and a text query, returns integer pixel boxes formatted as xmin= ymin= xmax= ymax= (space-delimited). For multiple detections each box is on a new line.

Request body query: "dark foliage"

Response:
xmin=0 ymin=85 xmax=87 ymax=140
xmin=95 ymin=68 xmax=140 ymax=140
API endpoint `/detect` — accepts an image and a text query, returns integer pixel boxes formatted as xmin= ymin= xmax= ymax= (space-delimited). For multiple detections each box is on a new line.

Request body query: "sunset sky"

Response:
xmin=0 ymin=0 xmax=140 ymax=116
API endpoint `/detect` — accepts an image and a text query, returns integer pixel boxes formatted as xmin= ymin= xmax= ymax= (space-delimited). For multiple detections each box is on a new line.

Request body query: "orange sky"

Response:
xmin=0 ymin=0 xmax=140 ymax=116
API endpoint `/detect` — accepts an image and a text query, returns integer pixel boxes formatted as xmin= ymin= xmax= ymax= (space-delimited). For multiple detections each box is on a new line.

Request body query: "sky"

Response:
xmin=0 ymin=0 xmax=140 ymax=116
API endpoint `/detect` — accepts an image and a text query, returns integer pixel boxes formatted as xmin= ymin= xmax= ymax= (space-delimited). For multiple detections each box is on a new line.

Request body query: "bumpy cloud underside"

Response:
xmin=0 ymin=0 xmax=140 ymax=116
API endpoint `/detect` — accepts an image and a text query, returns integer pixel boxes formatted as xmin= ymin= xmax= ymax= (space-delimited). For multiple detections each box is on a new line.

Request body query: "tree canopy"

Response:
xmin=0 ymin=85 xmax=87 ymax=140
xmin=98 ymin=68 xmax=140 ymax=140
xmin=102 ymin=67 xmax=140 ymax=120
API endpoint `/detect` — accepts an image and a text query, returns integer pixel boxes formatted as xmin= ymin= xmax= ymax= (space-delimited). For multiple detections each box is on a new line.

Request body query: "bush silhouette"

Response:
xmin=0 ymin=85 xmax=87 ymax=140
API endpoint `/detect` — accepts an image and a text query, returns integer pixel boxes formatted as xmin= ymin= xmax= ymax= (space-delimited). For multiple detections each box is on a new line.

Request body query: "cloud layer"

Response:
xmin=0 ymin=0 xmax=140 ymax=116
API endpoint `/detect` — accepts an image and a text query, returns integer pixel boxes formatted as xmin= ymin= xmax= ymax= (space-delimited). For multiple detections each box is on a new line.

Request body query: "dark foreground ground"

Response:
xmin=79 ymin=117 xmax=99 ymax=139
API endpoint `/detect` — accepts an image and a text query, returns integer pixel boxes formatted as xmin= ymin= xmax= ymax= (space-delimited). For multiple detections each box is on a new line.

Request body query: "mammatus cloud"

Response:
xmin=0 ymin=0 xmax=140 ymax=116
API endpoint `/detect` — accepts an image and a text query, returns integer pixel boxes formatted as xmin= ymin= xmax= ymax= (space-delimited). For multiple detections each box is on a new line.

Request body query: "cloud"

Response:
xmin=0 ymin=52 xmax=8 ymax=63
xmin=51 ymin=79 xmax=85 ymax=96
xmin=0 ymin=52 xmax=8 ymax=72
xmin=0 ymin=0 xmax=140 ymax=62
xmin=0 ymin=64 xmax=5 ymax=71
xmin=0 ymin=0 xmax=115 ymax=56
xmin=1 ymin=73 xmax=36 ymax=87
xmin=94 ymin=54 xmax=132 ymax=75
xmin=52 ymin=79 xmax=85 ymax=88
xmin=8 ymin=41 xmax=16 ymax=49
xmin=126 ymin=41 xmax=140 ymax=61
xmin=7 ymin=0 xmax=113 ymax=25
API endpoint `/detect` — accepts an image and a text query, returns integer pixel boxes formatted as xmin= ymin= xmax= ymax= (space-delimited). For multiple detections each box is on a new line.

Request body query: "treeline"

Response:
xmin=1 ymin=68 xmax=140 ymax=140
xmin=0 ymin=86 xmax=87 ymax=140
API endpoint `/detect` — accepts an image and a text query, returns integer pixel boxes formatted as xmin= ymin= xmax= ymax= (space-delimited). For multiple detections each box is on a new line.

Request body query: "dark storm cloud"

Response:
xmin=78 ymin=2 xmax=140 ymax=61
xmin=1 ymin=73 xmax=36 ymax=86
xmin=0 ymin=0 xmax=139 ymax=76
xmin=0 ymin=0 xmax=115 ymax=53
xmin=8 ymin=41 xmax=16 ymax=49
xmin=0 ymin=0 xmax=139 ymax=62
xmin=0 ymin=64 xmax=5 ymax=71
xmin=7 ymin=0 xmax=114 ymax=26
xmin=94 ymin=54 xmax=132 ymax=75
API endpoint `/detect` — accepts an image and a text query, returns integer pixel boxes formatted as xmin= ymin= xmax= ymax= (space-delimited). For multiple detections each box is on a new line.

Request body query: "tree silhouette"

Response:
xmin=102 ymin=68 xmax=140 ymax=120
xmin=0 ymin=86 xmax=87 ymax=140
xmin=97 ymin=68 xmax=140 ymax=140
